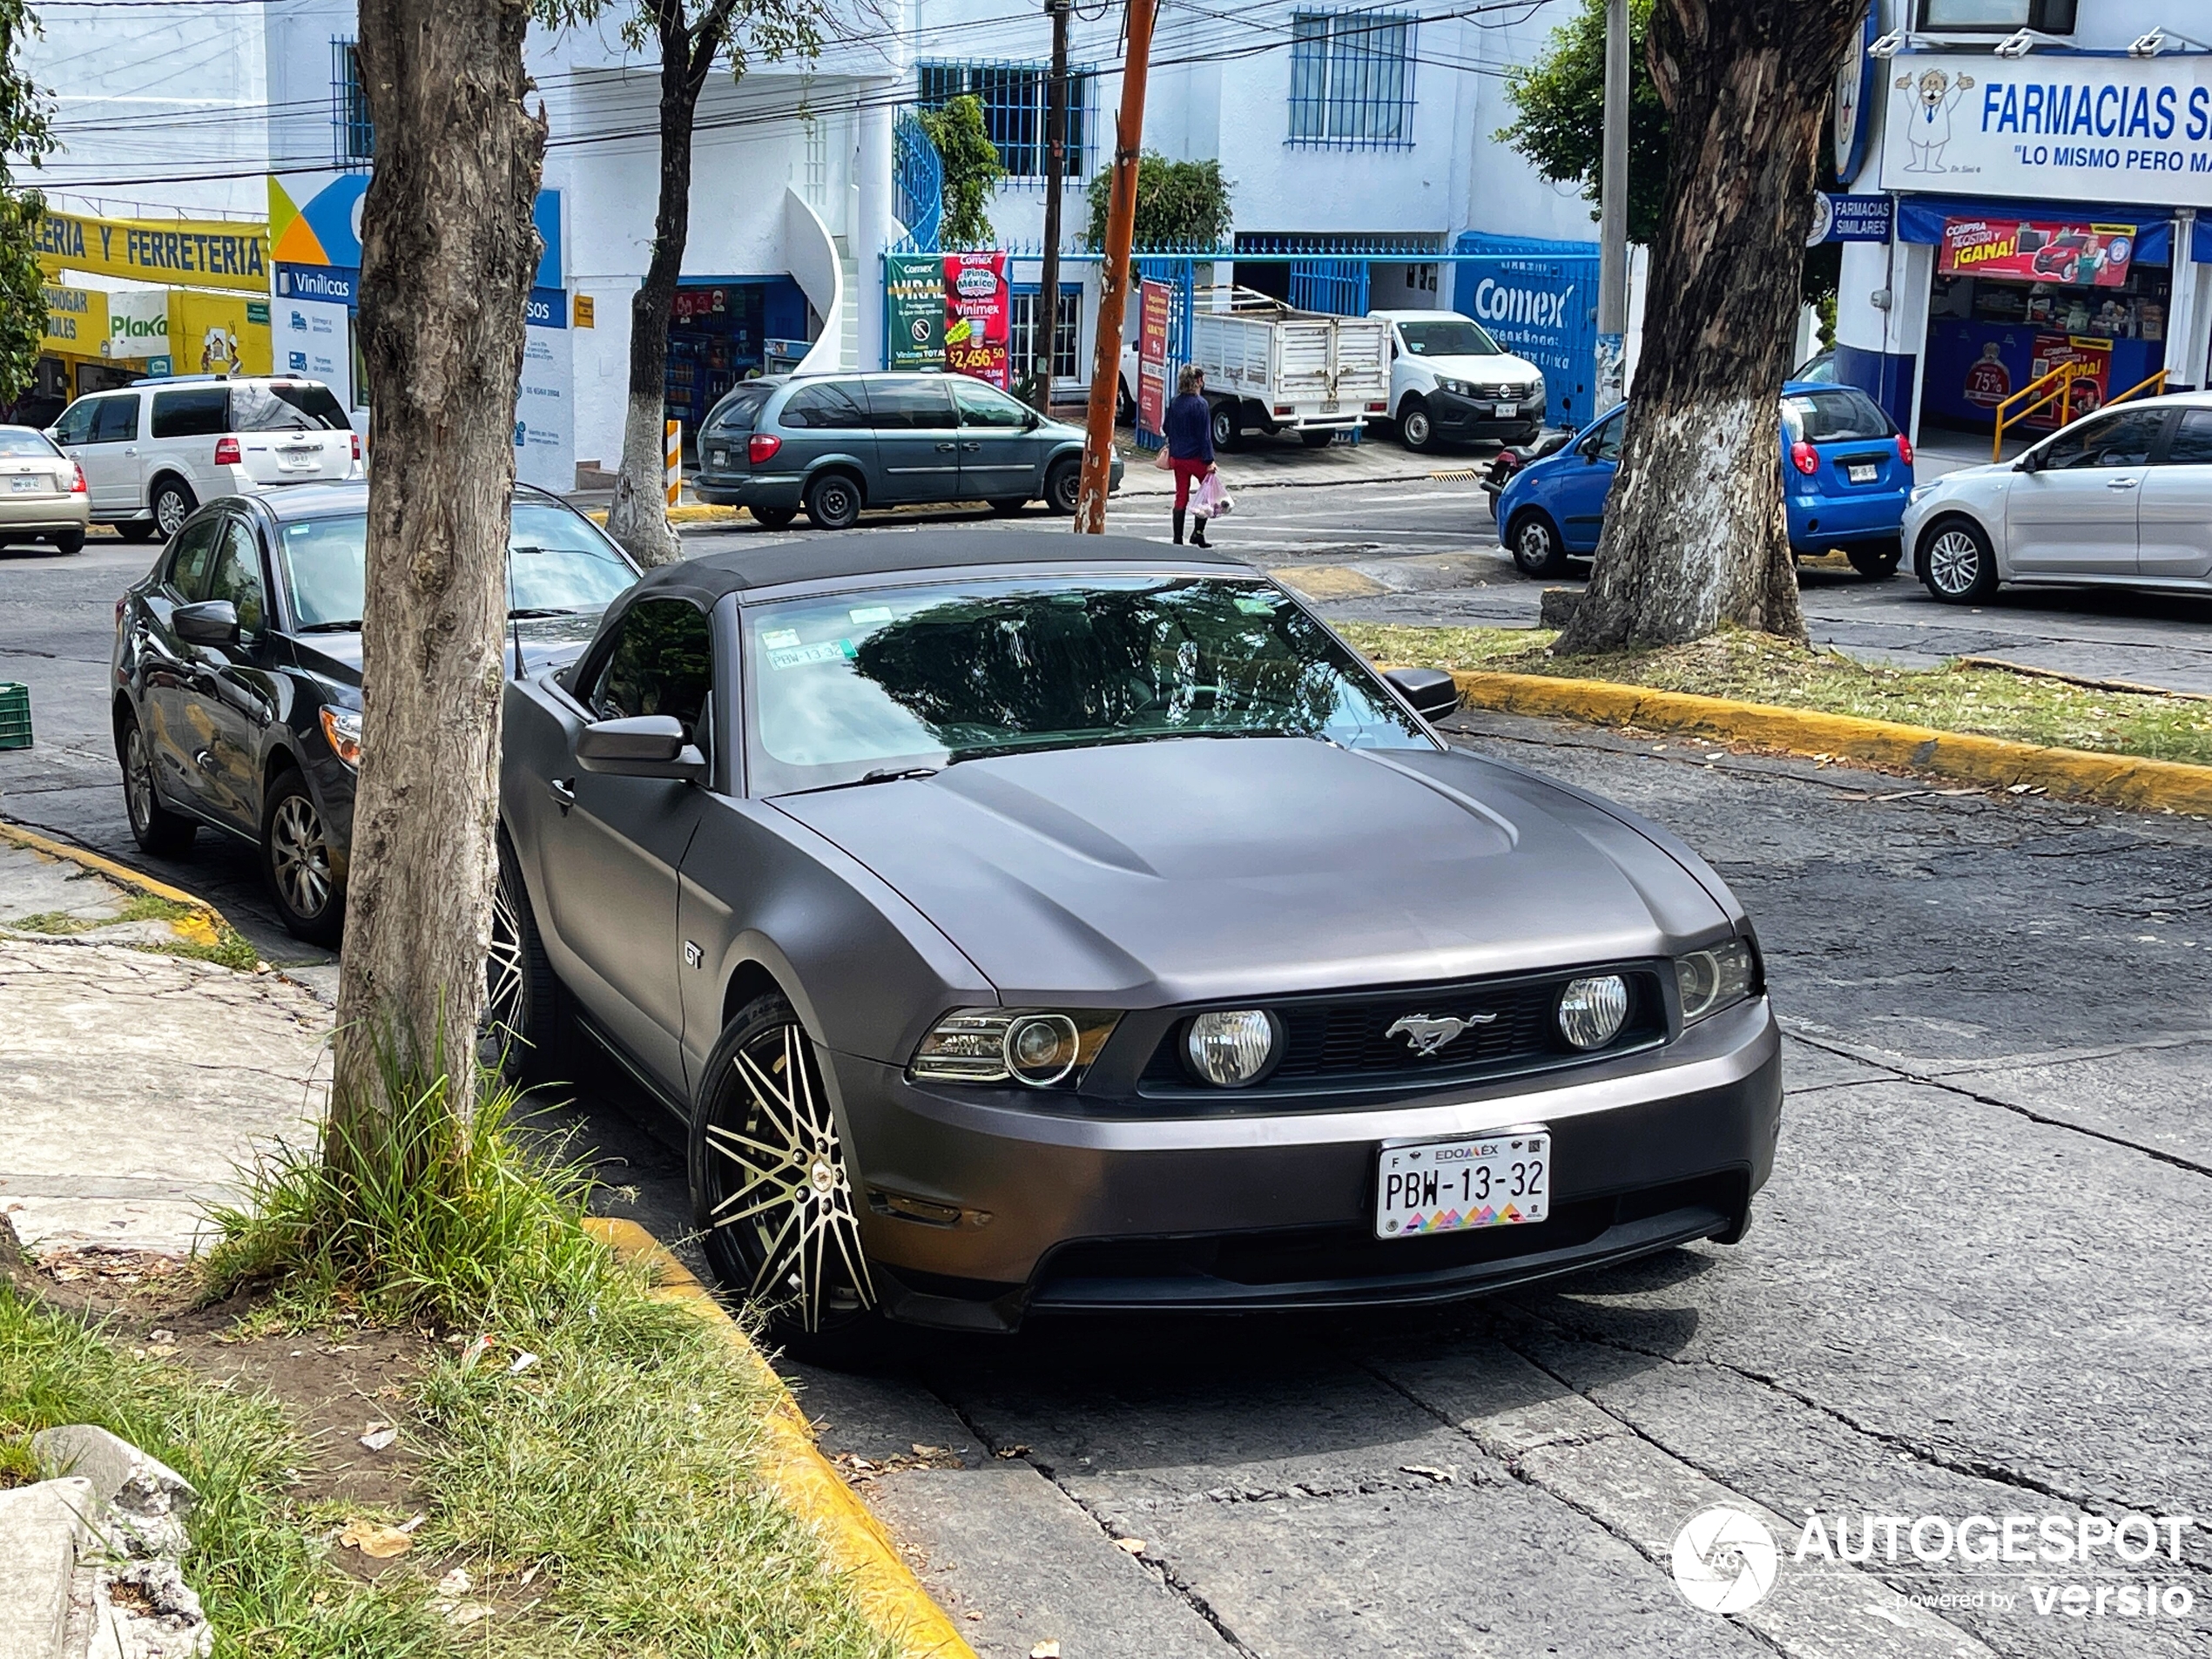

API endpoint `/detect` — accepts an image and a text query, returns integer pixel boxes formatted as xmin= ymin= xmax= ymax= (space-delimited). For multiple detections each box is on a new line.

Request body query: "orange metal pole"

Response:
xmin=1074 ymin=0 xmax=1157 ymax=534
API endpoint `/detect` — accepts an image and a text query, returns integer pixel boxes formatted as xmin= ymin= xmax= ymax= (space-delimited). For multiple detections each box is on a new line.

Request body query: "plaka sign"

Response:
xmin=1938 ymin=218 xmax=2134 ymax=287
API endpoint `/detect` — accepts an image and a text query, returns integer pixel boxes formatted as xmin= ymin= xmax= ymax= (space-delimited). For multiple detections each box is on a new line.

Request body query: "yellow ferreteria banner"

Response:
xmin=35 ymin=211 xmax=269 ymax=294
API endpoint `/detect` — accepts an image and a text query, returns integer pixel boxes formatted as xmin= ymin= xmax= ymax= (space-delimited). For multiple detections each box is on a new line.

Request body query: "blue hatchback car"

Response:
xmin=1494 ymin=381 xmax=1914 ymax=580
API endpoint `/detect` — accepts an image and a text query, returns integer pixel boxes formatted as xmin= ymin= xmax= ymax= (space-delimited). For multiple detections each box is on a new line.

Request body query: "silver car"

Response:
xmin=1904 ymin=391 xmax=2212 ymax=603
xmin=0 ymin=424 xmax=90 ymax=552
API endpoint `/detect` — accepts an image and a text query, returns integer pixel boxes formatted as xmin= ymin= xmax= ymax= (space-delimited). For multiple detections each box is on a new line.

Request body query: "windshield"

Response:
xmin=273 ymin=501 xmax=638 ymax=630
xmin=1399 ymin=319 xmax=1501 ymax=358
xmin=744 ymin=574 xmax=1433 ymax=794
xmin=1783 ymin=388 xmax=1893 ymax=443
xmin=0 ymin=428 xmax=58 ymax=458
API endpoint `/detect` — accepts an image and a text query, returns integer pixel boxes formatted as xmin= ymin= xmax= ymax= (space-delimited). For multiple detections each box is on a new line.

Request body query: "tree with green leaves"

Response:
xmin=1085 ymin=152 xmax=1231 ymax=252
xmin=919 ymin=95 xmax=1003 ymax=251
xmin=0 ymin=0 xmax=53 ymax=405
xmin=536 ymin=0 xmax=822 ymax=566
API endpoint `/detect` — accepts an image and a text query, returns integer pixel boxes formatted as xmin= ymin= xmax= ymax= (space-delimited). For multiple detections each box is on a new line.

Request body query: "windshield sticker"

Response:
xmin=766 ymin=639 xmax=859 ymax=671
xmin=1234 ymin=595 xmax=1278 ymax=615
xmin=848 ymin=605 xmax=894 ymax=625
xmin=761 ymin=628 xmax=801 ymax=649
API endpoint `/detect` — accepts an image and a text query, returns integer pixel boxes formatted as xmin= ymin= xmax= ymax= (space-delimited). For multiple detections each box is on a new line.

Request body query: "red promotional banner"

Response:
xmin=2027 ymin=333 xmax=2112 ymax=429
xmin=1938 ymin=219 xmax=2135 ymax=288
xmin=943 ymin=252 xmax=1009 ymax=388
xmin=1137 ymin=279 xmax=1170 ymax=437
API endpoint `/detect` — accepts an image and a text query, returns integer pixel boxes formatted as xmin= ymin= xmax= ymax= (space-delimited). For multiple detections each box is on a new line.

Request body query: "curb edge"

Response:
xmin=582 ymin=1217 xmax=977 ymax=1659
xmin=0 ymin=819 xmax=234 ymax=948
xmin=1442 ymin=669 xmax=2212 ymax=816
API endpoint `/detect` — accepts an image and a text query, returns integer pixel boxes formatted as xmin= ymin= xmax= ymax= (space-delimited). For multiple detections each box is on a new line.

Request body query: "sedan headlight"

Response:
xmin=911 ymin=1008 xmax=1119 ymax=1088
xmin=319 ymin=705 xmax=362 ymax=770
xmin=1676 ymin=939 xmax=1758 ymax=1025
xmin=1908 ymin=482 xmax=1936 ymax=506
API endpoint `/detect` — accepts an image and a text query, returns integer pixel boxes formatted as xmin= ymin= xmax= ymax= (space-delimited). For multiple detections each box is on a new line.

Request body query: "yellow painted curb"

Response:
xmin=0 ymin=818 xmax=238 ymax=947
xmin=582 ymin=1217 xmax=977 ymax=1659
xmin=1443 ymin=669 xmax=2212 ymax=816
xmin=581 ymin=504 xmax=740 ymax=527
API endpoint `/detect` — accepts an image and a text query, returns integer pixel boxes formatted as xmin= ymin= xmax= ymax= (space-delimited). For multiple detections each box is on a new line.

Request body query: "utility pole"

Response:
xmin=1595 ymin=0 xmax=1629 ymax=411
xmin=1034 ymin=0 xmax=1071 ymax=415
xmin=1075 ymin=0 xmax=1156 ymax=533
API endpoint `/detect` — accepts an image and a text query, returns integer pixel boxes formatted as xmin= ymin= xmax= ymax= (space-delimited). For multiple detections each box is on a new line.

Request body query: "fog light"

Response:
xmin=1005 ymin=1013 xmax=1079 ymax=1087
xmin=1185 ymin=1009 xmax=1275 ymax=1087
xmin=1558 ymin=975 xmax=1629 ymax=1050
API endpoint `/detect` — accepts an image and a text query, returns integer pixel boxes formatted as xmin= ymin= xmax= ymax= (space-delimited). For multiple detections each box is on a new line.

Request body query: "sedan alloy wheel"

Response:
xmin=260 ymin=772 xmax=342 ymax=944
xmin=1921 ymin=519 xmax=1995 ymax=604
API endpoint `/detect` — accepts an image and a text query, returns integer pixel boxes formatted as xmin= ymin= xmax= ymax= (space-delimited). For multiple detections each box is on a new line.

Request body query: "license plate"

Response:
xmin=9 ymin=475 xmax=35 ymax=492
xmin=1375 ymin=1128 xmax=1551 ymax=1239
xmin=1492 ymin=402 xmax=1515 ymax=417
xmin=1320 ymin=401 xmax=1339 ymax=415
xmin=1847 ymin=462 xmax=1878 ymax=483
xmin=278 ymin=453 xmax=318 ymax=471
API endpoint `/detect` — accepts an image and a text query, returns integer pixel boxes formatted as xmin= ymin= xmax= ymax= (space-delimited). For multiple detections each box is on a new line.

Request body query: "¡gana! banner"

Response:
xmin=1938 ymin=219 xmax=2134 ymax=288
xmin=943 ymin=252 xmax=1008 ymax=388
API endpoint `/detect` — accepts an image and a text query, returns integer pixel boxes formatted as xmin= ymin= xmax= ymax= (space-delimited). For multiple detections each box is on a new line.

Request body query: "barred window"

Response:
xmin=917 ymin=59 xmax=1091 ymax=180
xmin=332 ymin=39 xmax=374 ymax=168
xmin=1010 ymin=289 xmax=1080 ymax=382
xmin=1287 ymin=11 xmax=1415 ymax=150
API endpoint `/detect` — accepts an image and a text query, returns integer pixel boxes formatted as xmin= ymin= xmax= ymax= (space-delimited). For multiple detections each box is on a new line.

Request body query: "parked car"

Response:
xmin=1371 ymin=309 xmax=1548 ymax=452
xmin=1494 ymin=381 xmax=1913 ymax=578
xmin=492 ymin=527 xmax=1780 ymax=1357
xmin=111 ymin=482 xmax=637 ymax=943
xmin=51 ymin=375 xmax=361 ymax=543
xmin=691 ymin=371 xmax=1118 ymax=529
xmin=1903 ymin=392 xmax=2212 ymax=604
xmin=0 ymin=423 xmax=90 ymax=553
xmin=1790 ymin=347 xmax=1838 ymax=383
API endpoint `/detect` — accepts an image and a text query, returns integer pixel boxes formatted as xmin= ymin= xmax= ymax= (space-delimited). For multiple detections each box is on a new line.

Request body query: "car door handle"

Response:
xmin=550 ymin=777 xmax=577 ymax=813
xmin=935 ymin=442 xmax=957 ymax=452
xmin=960 ymin=442 xmax=981 ymax=452
xmin=2107 ymin=477 xmax=2141 ymax=490
xmin=122 ymin=447 xmax=138 ymax=456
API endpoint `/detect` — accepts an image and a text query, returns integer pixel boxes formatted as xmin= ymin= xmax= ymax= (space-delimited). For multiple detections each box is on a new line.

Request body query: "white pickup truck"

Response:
xmin=1368 ymin=309 xmax=1548 ymax=453
xmin=1122 ymin=287 xmax=1389 ymax=449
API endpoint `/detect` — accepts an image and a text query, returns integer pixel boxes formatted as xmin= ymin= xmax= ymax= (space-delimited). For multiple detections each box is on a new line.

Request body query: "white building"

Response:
xmin=1831 ymin=0 xmax=2212 ymax=448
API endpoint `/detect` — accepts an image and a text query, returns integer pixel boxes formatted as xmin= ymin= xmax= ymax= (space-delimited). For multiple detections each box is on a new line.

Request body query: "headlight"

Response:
xmin=1184 ymin=1008 xmax=1277 ymax=1087
xmin=910 ymin=1008 xmax=1119 ymax=1088
xmin=1557 ymin=975 xmax=1629 ymax=1050
xmin=1675 ymin=939 xmax=1758 ymax=1024
xmin=1908 ymin=483 xmax=1935 ymax=505
xmin=320 ymin=705 xmax=362 ymax=770
xmin=1438 ymin=378 xmax=1470 ymax=396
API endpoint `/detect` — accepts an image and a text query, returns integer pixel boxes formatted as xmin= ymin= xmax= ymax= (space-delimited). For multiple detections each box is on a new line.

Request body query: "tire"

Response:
xmin=483 ymin=833 xmax=573 ymax=1088
xmin=260 ymin=767 xmax=344 ymax=946
xmin=116 ymin=518 xmax=161 ymax=544
xmin=1507 ymin=509 xmax=1568 ymax=577
xmin=1210 ymin=401 xmax=1242 ymax=452
xmin=51 ymin=529 xmax=84 ymax=555
xmin=750 ymin=504 xmax=797 ymax=531
xmin=1919 ymin=516 xmax=1998 ymax=604
xmin=1846 ymin=538 xmax=1903 ymax=579
xmin=118 ymin=711 xmax=196 ymax=856
xmin=1514 ymin=424 xmax=1543 ymax=446
xmin=1044 ymin=458 xmax=1081 ymax=516
xmin=1398 ymin=397 xmax=1436 ymax=453
xmin=1300 ymin=428 xmax=1338 ymax=449
xmin=987 ymin=497 xmax=1028 ymax=516
xmin=803 ymin=471 xmax=862 ymax=530
xmin=691 ymin=992 xmax=886 ymax=1364
xmin=1116 ymin=378 xmax=1136 ymax=425
xmin=149 ymin=478 xmax=197 ymax=541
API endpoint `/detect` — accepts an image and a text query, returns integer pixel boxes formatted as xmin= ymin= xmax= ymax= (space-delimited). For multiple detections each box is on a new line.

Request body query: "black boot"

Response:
xmin=1172 ymin=508 xmax=1185 ymax=544
xmin=1190 ymin=514 xmax=1210 ymax=548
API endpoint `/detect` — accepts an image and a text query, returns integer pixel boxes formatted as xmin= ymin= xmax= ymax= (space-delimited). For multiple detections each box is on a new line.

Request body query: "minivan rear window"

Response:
xmin=705 ymin=382 xmax=775 ymax=435
xmin=1783 ymin=388 xmax=1893 ymax=443
xmin=151 ymin=388 xmax=229 ymax=439
xmin=231 ymin=382 xmax=349 ymax=432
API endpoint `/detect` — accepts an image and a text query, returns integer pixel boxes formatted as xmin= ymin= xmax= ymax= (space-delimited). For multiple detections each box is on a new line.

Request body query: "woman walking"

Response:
xmin=1163 ymin=364 xmax=1217 ymax=547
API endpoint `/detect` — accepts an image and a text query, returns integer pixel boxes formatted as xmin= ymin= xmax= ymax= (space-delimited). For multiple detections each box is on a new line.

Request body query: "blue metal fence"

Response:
xmin=893 ymin=112 xmax=943 ymax=253
xmin=1451 ymin=231 xmax=1600 ymax=431
xmin=1287 ymin=258 xmax=1368 ymax=317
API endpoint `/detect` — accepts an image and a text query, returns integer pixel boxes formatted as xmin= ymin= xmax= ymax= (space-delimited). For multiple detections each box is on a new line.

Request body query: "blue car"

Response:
xmin=1494 ymin=381 xmax=1914 ymax=580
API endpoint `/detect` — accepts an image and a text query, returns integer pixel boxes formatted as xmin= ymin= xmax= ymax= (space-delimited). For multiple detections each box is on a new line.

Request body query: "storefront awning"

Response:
xmin=1897 ymin=196 xmax=2171 ymax=266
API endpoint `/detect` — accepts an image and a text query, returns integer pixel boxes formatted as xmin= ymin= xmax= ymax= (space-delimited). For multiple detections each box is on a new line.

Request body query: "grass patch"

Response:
xmin=1342 ymin=621 xmax=2212 ymax=768
xmin=5 ymin=891 xmax=260 ymax=972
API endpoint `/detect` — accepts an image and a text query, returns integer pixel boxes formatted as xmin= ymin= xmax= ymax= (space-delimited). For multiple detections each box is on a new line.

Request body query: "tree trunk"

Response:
xmin=603 ymin=10 xmax=716 ymax=569
xmin=1555 ymin=0 xmax=1859 ymax=653
xmin=333 ymin=0 xmax=545 ymax=1152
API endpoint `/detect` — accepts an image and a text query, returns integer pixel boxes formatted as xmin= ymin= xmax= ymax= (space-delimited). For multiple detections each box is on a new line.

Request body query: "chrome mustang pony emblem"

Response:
xmin=1386 ymin=1011 xmax=1499 ymax=1056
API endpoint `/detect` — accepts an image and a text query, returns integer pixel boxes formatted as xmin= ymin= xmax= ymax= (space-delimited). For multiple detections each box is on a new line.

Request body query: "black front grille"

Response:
xmin=1137 ymin=963 xmax=1669 ymax=1098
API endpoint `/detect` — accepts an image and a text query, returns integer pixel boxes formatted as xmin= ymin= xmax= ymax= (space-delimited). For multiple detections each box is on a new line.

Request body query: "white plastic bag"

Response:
xmin=1193 ymin=469 xmax=1233 ymax=519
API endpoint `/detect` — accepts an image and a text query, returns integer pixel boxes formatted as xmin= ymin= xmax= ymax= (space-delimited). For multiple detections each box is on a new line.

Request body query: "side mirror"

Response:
xmin=1022 ymin=408 xmax=1042 ymax=429
xmin=2014 ymin=450 xmax=2038 ymax=474
xmin=1384 ymin=665 xmax=1460 ymax=722
xmin=576 ymin=713 xmax=706 ymax=781
xmin=173 ymin=599 xmax=240 ymax=648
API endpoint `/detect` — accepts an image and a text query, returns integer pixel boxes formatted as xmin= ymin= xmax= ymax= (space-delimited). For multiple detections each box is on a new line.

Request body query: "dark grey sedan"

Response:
xmin=494 ymin=529 xmax=1780 ymax=1357
xmin=690 ymin=371 xmax=1120 ymax=529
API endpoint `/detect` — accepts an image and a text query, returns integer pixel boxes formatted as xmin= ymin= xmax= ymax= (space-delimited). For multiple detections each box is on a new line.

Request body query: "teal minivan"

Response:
xmin=692 ymin=371 xmax=1118 ymax=530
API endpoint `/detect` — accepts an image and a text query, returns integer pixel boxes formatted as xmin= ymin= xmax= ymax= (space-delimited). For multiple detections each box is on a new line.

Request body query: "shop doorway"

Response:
xmin=664 ymin=277 xmax=808 ymax=458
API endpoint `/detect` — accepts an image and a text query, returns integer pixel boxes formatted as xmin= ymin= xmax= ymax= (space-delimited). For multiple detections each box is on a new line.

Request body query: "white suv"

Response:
xmin=49 ymin=376 xmax=361 ymax=542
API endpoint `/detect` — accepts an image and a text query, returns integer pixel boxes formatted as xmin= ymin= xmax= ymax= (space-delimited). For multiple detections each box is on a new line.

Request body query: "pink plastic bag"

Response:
xmin=1193 ymin=470 xmax=1233 ymax=519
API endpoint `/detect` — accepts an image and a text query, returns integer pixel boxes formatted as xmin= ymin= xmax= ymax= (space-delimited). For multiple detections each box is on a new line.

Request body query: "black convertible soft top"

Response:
xmin=634 ymin=528 xmax=1247 ymax=605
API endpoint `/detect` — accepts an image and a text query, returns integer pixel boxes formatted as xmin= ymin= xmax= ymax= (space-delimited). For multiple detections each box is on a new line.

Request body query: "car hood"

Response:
xmin=1420 ymin=353 xmax=1541 ymax=383
xmin=1920 ymin=462 xmax=2008 ymax=489
xmin=772 ymin=738 xmax=1729 ymax=1006
xmin=287 ymin=611 xmax=604 ymax=689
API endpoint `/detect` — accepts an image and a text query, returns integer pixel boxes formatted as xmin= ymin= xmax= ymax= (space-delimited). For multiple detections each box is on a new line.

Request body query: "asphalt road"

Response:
xmin=6 ymin=499 xmax=2212 ymax=1657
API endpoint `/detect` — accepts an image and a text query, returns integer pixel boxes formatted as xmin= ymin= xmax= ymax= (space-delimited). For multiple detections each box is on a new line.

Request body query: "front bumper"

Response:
xmin=826 ymin=995 xmax=1781 ymax=1332
xmin=1429 ymin=388 xmax=1547 ymax=441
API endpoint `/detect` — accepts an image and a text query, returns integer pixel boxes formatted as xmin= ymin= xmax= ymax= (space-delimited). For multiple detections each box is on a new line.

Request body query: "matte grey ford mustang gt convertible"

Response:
xmin=491 ymin=529 xmax=1780 ymax=1355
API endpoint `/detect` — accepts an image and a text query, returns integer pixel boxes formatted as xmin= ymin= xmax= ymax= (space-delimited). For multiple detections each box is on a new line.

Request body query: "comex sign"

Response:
xmin=1468 ymin=277 xmax=1572 ymax=333
xmin=1463 ymin=270 xmax=1588 ymax=427
xmin=1879 ymin=52 xmax=2212 ymax=209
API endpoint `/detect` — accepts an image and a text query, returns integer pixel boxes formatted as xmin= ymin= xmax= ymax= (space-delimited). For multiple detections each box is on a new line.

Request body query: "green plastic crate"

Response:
xmin=0 ymin=682 xmax=29 ymax=751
